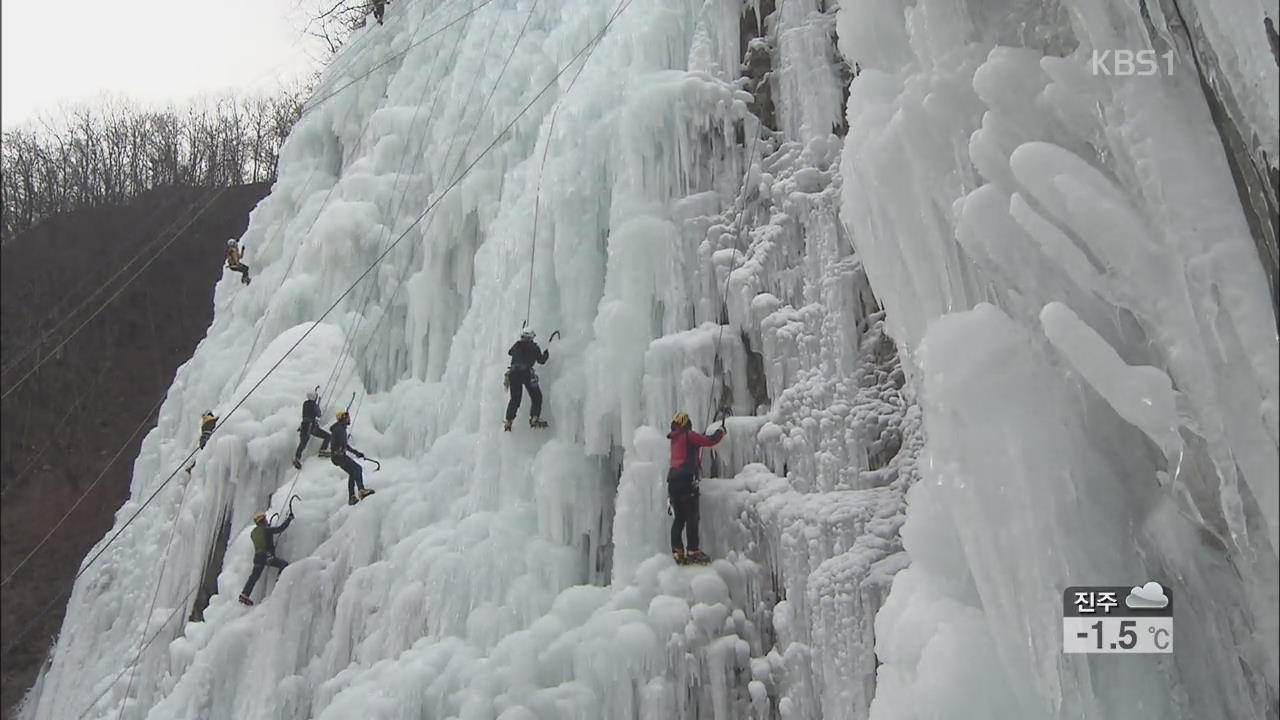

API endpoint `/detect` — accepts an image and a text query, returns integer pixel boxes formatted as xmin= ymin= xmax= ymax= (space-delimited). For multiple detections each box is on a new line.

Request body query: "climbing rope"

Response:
xmin=345 ymin=0 xmax=542 ymax=416
xmin=117 ymin=467 xmax=197 ymax=719
xmin=0 ymin=18 xmax=392 ymax=398
xmin=0 ymin=393 xmax=166 ymax=588
xmin=73 ymin=582 xmax=198 ymax=720
xmin=0 ymin=185 xmax=223 ymax=382
xmin=522 ymin=0 xmax=620 ymax=328
xmin=704 ymin=119 xmax=765 ymax=422
xmin=297 ymin=0 xmax=500 ymax=122
xmin=0 ymin=187 xmax=232 ymax=402
xmin=318 ymin=2 xmax=485 ymax=416
xmin=1 ymin=0 xmax=641 ymax=678
xmin=0 ymin=369 xmax=101 ymax=498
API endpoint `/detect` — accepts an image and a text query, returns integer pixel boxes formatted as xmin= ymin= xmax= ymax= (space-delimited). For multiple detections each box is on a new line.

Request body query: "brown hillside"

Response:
xmin=0 ymin=183 xmax=271 ymax=718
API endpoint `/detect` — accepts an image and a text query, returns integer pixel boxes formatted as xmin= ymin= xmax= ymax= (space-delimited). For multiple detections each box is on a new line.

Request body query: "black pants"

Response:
xmin=670 ymin=493 xmax=700 ymax=553
xmin=505 ymin=371 xmax=543 ymax=422
xmin=242 ymin=551 xmax=287 ymax=596
xmin=229 ymin=262 xmax=250 ymax=282
xmin=294 ymin=421 xmax=331 ymax=460
xmin=186 ymin=431 xmax=214 ymax=472
xmin=333 ymin=454 xmax=364 ymax=497
xmin=373 ymin=1 xmax=385 ymax=23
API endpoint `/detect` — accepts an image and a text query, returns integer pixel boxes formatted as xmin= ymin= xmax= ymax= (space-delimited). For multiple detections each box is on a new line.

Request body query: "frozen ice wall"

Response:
xmin=18 ymin=0 xmax=1279 ymax=719
xmin=21 ymin=1 xmax=902 ymax=719
xmin=837 ymin=0 xmax=1279 ymax=718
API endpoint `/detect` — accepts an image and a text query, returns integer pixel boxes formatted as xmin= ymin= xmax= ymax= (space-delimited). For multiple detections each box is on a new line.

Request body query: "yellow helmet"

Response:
xmin=202 ymin=411 xmax=216 ymax=421
xmin=253 ymin=511 xmax=267 ymax=523
xmin=336 ymin=409 xmax=350 ymax=422
xmin=671 ymin=411 xmax=690 ymax=428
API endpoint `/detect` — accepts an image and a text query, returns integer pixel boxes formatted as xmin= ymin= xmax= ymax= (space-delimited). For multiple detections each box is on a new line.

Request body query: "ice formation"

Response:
xmin=18 ymin=0 xmax=1278 ymax=719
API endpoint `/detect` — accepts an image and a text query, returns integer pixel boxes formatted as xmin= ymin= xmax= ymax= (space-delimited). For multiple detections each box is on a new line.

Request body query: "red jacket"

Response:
xmin=668 ymin=426 xmax=724 ymax=474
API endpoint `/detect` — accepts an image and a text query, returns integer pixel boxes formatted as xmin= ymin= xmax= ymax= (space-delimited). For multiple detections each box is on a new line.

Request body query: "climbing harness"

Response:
xmin=9 ymin=0 xmax=643 ymax=690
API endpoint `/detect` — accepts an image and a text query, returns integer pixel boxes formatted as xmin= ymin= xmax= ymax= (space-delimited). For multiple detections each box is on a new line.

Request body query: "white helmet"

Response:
xmin=226 ymin=238 xmax=237 ymax=248
xmin=520 ymin=329 xmax=535 ymax=340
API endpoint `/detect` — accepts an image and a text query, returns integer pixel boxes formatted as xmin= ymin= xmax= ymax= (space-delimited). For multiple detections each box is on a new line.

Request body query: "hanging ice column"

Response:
xmin=837 ymin=0 xmax=1278 ymax=718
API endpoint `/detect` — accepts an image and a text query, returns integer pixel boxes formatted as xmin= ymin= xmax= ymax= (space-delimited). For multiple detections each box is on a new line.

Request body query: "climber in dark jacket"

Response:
xmin=504 ymin=329 xmax=549 ymax=431
xmin=330 ymin=409 xmax=374 ymax=505
xmin=239 ymin=509 xmax=292 ymax=605
xmin=292 ymin=390 xmax=331 ymax=468
xmin=185 ymin=410 xmax=218 ymax=473
xmin=667 ymin=411 xmax=724 ymax=565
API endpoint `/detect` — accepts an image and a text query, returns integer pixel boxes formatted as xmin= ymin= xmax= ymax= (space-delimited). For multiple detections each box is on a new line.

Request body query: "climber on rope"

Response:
xmin=667 ymin=410 xmax=725 ymax=566
xmin=292 ymin=389 xmax=331 ymax=469
xmin=238 ymin=508 xmax=293 ymax=606
xmin=330 ymin=409 xmax=375 ymax=505
xmin=504 ymin=329 xmax=550 ymax=431
xmin=371 ymin=0 xmax=388 ymax=24
xmin=185 ymin=410 xmax=218 ymax=473
xmin=225 ymin=238 xmax=251 ymax=285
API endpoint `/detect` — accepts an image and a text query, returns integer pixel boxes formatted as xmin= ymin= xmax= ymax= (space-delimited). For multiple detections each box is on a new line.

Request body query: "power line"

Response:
xmin=0 ymin=186 xmax=221 ymax=379
xmin=1 ymin=394 xmax=165 ymax=588
xmin=1 ymin=0 xmax=446 ymax=600
xmin=0 ymin=187 xmax=231 ymax=402
xmin=1 ymin=0 xmax=639 ymax=678
xmin=318 ymin=2 xmax=483 ymax=410
xmin=2 ymin=26 xmax=392 ymax=589
xmin=523 ymin=1 xmax=612 ymax=326
xmin=348 ymin=0 xmax=542 ymax=409
xmin=297 ymin=0 xmax=500 ymax=121
xmin=73 ymin=583 xmax=198 ymax=720
xmin=117 ymin=470 xmax=196 ymax=720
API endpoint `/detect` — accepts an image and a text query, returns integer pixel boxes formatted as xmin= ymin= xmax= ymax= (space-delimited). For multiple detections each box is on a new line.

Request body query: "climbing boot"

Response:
xmin=529 ymin=416 xmax=548 ymax=429
xmin=685 ymin=550 xmax=711 ymax=565
xmin=503 ymin=420 xmax=513 ymax=432
xmin=238 ymin=593 xmax=254 ymax=606
xmin=291 ymin=458 xmax=302 ymax=470
xmin=348 ymin=495 xmax=359 ymax=506
xmin=672 ymin=549 xmax=686 ymax=565
xmin=358 ymin=488 xmax=376 ymax=500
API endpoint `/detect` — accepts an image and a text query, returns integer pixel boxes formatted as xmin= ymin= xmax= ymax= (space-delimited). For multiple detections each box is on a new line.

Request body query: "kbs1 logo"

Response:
xmin=1090 ymin=49 xmax=1175 ymax=76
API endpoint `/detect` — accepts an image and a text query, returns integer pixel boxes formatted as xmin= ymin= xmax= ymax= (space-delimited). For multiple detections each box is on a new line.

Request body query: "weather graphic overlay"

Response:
xmin=1062 ymin=582 xmax=1173 ymax=654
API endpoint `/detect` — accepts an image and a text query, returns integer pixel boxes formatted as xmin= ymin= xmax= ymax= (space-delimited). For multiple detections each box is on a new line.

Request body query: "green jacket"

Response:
xmin=250 ymin=515 xmax=292 ymax=555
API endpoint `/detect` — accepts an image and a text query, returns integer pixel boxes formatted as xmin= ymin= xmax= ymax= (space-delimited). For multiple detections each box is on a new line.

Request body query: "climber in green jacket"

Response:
xmin=238 ymin=509 xmax=293 ymax=605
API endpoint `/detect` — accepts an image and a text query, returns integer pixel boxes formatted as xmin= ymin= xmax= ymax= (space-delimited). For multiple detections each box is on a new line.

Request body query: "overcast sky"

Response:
xmin=1 ymin=0 xmax=325 ymax=128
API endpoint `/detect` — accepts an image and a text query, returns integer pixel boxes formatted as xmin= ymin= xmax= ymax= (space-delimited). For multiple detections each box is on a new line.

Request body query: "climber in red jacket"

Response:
xmin=667 ymin=410 xmax=724 ymax=565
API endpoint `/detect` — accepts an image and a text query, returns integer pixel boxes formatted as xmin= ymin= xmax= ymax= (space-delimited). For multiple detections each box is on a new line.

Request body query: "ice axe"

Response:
xmin=269 ymin=495 xmax=301 ymax=525
xmin=359 ymin=456 xmax=382 ymax=472
xmin=548 ymin=330 xmax=561 ymax=344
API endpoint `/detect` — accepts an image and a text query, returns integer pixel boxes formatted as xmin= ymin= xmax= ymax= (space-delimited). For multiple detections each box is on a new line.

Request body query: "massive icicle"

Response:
xmin=838 ymin=0 xmax=1278 ymax=718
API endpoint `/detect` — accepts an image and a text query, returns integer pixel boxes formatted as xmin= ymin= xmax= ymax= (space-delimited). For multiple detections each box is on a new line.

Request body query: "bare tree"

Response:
xmin=298 ymin=0 xmax=380 ymax=57
xmin=1 ymin=85 xmax=311 ymax=243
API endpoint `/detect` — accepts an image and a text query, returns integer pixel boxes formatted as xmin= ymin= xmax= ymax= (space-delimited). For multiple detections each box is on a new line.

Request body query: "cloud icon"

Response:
xmin=1125 ymin=581 xmax=1169 ymax=609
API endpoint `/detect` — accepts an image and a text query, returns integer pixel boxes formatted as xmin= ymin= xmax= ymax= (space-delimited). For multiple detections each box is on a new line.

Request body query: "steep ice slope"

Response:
xmin=23 ymin=1 xmax=903 ymax=719
xmin=19 ymin=1 xmax=1279 ymax=720
xmin=837 ymin=1 xmax=1279 ymax=719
